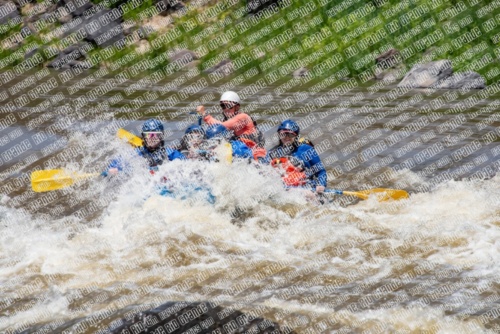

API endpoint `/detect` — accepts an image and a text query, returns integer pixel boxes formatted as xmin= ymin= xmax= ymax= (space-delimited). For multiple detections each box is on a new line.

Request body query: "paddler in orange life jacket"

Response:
xmin=268 ymin=119 xmax=327 ymax=194
xmin=196 ymin=91 xmax=267 ymax=161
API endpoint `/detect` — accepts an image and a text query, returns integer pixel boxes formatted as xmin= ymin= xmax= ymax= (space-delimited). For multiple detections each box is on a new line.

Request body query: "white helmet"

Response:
xmin=220 ymin=91 xmax=241 ymax=104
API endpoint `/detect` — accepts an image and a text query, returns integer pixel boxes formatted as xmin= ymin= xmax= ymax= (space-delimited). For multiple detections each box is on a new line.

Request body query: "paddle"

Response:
xmin=31 ymin=169 xmax=100 ymax=192
xmin=116 ymin=128 xmax=143 ymax=147
xmin=324 ymin=188 xmax=409 ymax=202
xmin=31 ymin=130 xmax=145 ymax=193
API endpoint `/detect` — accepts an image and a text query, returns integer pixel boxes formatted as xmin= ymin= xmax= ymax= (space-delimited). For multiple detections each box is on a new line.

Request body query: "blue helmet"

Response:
xmin=205 ymin=124 xmax=231 ymax=140
xmin=277 ymin=119 xmax=300 ymax=136
xmin=185 ymin=124 xmax=204 ymax=135
xmin=142 ymin=119 xmax=164 ymax=133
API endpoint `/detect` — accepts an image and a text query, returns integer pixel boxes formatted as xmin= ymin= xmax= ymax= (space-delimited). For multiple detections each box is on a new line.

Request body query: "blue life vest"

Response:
xmin=268 ymin=143 xmax=327 ymax=187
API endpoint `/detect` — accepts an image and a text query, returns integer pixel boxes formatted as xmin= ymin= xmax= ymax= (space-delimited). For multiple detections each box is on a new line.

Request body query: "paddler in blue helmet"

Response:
xmin=268 ymin=119 xmax=327 ymax=194
xmin=180 ymin=124 xmax=206 ymax=160
xmin=103 ymin=119 xmax=185 ymax=176
xmin=199 ymin=124 xmax=253 ymax=161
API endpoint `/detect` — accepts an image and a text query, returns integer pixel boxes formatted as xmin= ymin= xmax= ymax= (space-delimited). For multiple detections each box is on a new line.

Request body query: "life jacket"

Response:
xmin=138 ymin=145 xmax=169 ymax=167
xmin=224 ymin=113 xmax=265 ymax=147
xmin=271 ymin=157 xmax=307 ymax=187
xmin=239 ymin=137 xmax=267 ymax=160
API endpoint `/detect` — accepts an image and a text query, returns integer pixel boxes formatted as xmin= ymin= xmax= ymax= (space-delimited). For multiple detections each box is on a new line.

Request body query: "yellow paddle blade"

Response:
xmin=117 ymin=128 xmax=143 ymax=147
xmin=31 ymin=170 xmax=99 ymax=192
xmin=344 ymin=188 xmax=409 ymax=202
xmin=224 ymin=142 xmax=233 ymax=164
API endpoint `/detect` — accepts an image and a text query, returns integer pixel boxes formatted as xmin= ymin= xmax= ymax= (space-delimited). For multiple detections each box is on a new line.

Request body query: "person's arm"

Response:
xmin=220 ymin=113 xmax=252 ymax=133
xmin=101 ymin=157 xmax=125 ymax=177
xmin=202 ymin=114 xmax=223 ymax=125
xmin=197 ymin=106 xmax=222 ymax=125
xmin=203 ymin=113 xmax=252 ymax=134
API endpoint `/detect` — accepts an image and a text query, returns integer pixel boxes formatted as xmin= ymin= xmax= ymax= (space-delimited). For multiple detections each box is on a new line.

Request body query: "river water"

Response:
xmin=0 ymin=70 xmax=499 ymax=333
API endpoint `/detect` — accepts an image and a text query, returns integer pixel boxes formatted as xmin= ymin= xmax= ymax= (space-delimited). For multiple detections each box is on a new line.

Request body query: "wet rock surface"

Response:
xmin=433 ymin=71 xmax=486 ymax=89
xmin=21 ymin=301 xmax=293 ymax=334
xmin=398 ymin=60 xmax=486 ymax=89
xmin=397 ymin=60 xmax=453 ymax=88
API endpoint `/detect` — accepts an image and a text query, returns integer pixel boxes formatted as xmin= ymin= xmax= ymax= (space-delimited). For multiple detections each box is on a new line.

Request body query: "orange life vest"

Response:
xmin=271 ymin=157 xmax=307 ymax=187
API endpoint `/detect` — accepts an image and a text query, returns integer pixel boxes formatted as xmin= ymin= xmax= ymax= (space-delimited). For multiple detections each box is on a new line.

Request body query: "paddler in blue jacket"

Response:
xmin=268 ymin=119 xmax=327 ymax=194
xmin=103 ymin=119 xmax=185 ymax=176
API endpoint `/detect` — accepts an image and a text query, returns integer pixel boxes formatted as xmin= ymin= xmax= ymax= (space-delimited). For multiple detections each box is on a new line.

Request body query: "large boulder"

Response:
xmin=434 ymin=71 xmax=486 ymax=89
xmin=398 ymin=60 xmax=486 ymax=89
xmin=397 ymin=60 xmax=453 ymax=88
xmin=25 ymin=301 xmax=295 ymax=334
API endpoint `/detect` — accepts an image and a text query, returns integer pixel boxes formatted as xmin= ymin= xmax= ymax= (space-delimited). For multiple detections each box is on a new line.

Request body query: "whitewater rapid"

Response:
xmin=1 ymin=141 xmax=499 ymax=333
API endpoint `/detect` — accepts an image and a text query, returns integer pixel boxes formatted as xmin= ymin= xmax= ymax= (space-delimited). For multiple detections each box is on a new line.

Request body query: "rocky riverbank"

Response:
xmin=1 ymin=0 xmax=498 ymax=87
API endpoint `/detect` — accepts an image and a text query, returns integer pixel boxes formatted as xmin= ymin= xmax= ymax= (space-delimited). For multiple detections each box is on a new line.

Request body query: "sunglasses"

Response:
xmin=220 ymin=102 xmax=238 ymax=110
xmin=143 ymin=132 xmax=163 ymax=139
xmin=279 ymin=132 xmax=297 ymax=139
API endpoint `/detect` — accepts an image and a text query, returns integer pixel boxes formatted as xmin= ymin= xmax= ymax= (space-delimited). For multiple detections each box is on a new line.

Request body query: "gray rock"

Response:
xmin=375 ymin=48 xmax=401 ymax=69
xmin=109 ymin=302 xmax=291 ymax=334
xmin=434 ymin=71 xmax=486 ymax=89
xmin=24 ymin=12 xmax=40 ymax=22
xmin=0 ymin=1 xmax=20 ymax=25
xmin=44 ymin=3 xmax=58 ymax=15
xmin=155 ymin=0 xmax=185 ymax=15
xmin=21 ymin=17 xmax=38 ymax=32
xmin=60 ymin=8 xmax=124 ymax=48
xmin=203 ymin=58 xmax=233 ymax=75
xmin=375 ymin=63 xmax=407 ymax=81
xmin=68 ymin=59 xmax=93 ymax=69
xmin=24 ymin=301 xmax=295 ymax=334
xmin=11 ymin=0 xmax=33 ymax=8
xmin=247 ymin=0 xmax=280 ymax=14
xmin=398 ymin=60 xmax=453 ymax=88
xmin=58 ymin=14 xmax=72 ymax=24
xmin=398 ymin=60 xmax=486 ymax=89
xmin=62 ymin=0 xmax=92 ymax=16
xmin=47 ymin=48 xmax=85 ymax=68
xmin=24 ymin=46 xmax=39 ymax=59
xmin=123 ymin=24 xmax=136 ymax=36
xmin=168 ymin=49 xmax=198 ymax=63
xmin=62 ymin=44 xmax=79 ymax=54
xmin=292 ymin=67 xmax=308 ymax=77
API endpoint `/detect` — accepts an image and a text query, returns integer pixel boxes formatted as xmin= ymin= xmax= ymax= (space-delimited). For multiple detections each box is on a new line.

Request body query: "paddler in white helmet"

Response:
xmin=196 ymin=91 xmax=265 ymax=148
